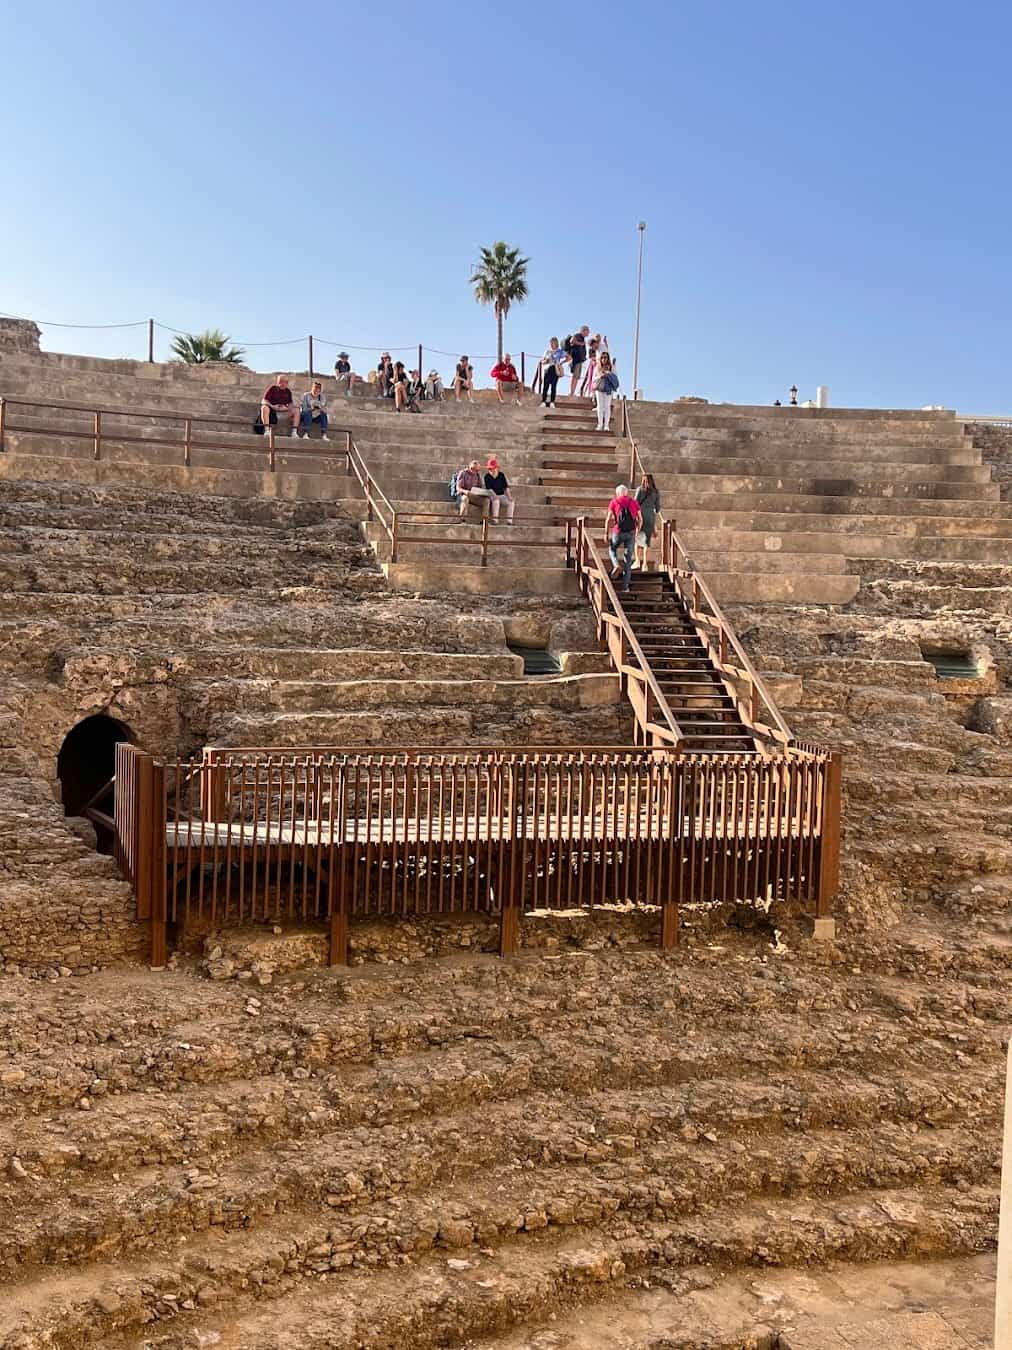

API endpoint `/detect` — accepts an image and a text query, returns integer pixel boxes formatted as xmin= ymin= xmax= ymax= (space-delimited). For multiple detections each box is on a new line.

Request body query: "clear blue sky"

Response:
xmin=2 ymin=1 xmax=1009 ymax=409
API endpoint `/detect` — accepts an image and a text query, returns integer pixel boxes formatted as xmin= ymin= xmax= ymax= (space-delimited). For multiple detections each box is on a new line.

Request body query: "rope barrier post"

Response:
xmin=308 ymin=335 xmax=314 ymax=379
xmin=417 ymin=342 xmax=422 ymax=389
xmin=521 ymin=352 xmax=525 ymax=385
xmin=93 ymin=410 xmax=102 ymax=462
xmin=147 ymin=319 xmax=154 ymax=364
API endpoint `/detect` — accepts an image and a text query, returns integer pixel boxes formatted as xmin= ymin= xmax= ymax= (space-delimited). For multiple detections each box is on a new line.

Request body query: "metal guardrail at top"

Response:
xmin=0 ymin=393 xmax=354 ymax=474
xmin=958 ymin=413 xmax=1012 ymax=427
xmin=620 ymin=401 xmax=795 ymax=754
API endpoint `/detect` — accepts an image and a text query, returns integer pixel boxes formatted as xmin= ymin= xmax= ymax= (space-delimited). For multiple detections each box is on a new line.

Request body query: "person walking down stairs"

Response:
xmin=538 ymin=337 xmax=568 ymax=407
xmin=594 ymin=352 xmax=620 ymax=432
xmin=634 ymin=472 xmax=660 ymax=571
xmin=605 ymin=484 xmax=641 ymax=593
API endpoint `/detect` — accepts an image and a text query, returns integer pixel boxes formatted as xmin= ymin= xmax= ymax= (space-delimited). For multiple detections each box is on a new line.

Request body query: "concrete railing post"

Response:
xmin=997 ymin=1039 xmax=1012 ymax=1348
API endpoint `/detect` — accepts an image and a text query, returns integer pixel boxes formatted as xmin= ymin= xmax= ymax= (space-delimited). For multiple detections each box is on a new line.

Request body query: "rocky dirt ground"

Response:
xmin=1 ymin=472 xmax=1011 ymax=1346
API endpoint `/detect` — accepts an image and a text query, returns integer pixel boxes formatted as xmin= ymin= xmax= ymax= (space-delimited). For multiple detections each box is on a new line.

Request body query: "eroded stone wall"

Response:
xmin=967 ymin=421 xmax=1012 ymax=500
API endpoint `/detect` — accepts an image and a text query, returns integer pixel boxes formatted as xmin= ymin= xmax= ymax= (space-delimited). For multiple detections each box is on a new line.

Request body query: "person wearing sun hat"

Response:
xmin=333 ymin=352 xmax=356 ymax=397
xmin=484 ymin=456 xmax=515 ymax=524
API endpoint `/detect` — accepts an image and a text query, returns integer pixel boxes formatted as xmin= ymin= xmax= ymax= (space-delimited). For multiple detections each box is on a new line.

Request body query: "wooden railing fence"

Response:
xmin=112 ymin=745 xmax=842 ymax=967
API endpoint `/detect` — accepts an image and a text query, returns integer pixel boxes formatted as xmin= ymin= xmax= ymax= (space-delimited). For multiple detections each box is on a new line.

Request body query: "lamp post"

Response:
xmin=632 ymin=221 xmax=646 ymax=401
xmin=789 ymin=384 xmax=798 ymax=406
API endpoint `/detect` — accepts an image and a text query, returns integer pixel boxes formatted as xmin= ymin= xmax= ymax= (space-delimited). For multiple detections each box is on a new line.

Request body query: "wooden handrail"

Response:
xmin=621 ymin=401 xmax=794 ymax=751
xmin=570 ymin=519 xmax=685 ymax=748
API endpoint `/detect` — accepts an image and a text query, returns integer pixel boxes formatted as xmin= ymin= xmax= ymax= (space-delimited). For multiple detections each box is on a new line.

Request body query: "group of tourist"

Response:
xmin=315 ymin=328 xmax=618 ymax=428
xmin=536 ymin=328 xmax=618 ymax=430
xmin=451 ymin=458 xmax=515 ymax=523
xmin=257 ymin=375 xmax=330 ymax=439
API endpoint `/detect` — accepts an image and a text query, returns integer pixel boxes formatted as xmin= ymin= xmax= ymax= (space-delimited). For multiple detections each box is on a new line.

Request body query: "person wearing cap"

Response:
xmin=333 ymin=353 xmax=357 ymax=398
xmin=490 ymin=354 xmax=522 ymax=406
xmin=484 ymin=458 xmax=515 ymax=524
xmin=453 ymin=459 xmax=492 ymax=520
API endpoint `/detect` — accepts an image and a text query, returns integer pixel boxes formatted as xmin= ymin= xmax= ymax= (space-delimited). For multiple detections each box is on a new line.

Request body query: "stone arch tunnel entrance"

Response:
xmin=57 ymin=714 xmax=135 ymax=853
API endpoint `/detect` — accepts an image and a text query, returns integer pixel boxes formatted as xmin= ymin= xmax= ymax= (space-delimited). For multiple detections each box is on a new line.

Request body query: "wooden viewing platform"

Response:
xmin=114 ymin=743 xmax=842 ymax=966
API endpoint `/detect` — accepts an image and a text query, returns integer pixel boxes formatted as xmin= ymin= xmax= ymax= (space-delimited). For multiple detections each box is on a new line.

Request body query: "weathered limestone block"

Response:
xmin=0 ymin=318 xmax=41 ymax=353
xmin=971 ymin=695 xmax=1012 ymax=745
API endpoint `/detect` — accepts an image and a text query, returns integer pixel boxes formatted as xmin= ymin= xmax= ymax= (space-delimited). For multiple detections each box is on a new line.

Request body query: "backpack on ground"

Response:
xmin=253 ymin=413 xmax=265 ymax=435
xmin=449 ymin=471 xmax=459 ymax=499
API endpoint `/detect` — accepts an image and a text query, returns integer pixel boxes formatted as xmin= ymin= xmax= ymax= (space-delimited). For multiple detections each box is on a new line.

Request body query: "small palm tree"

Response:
xmin=470 ymin=242 xmax=529 ymax=363
xmin=170 ymin=329 xmax=246 ymax=364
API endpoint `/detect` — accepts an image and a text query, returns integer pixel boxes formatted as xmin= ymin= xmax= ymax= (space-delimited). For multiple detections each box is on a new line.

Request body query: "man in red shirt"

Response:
xmin=490 ymin=353 xmax=522 ymax=405
xmin=260 ymin=375 xmax=298 ymax=437
xmin=605 ymin=483 xmax=641 ymax=593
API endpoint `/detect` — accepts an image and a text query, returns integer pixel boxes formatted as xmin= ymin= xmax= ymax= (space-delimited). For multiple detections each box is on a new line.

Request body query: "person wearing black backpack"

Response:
xmin=605 ymin=483 xmax=641 ymax=593
xmin=568 ymin=325 xmax=589 ymax=397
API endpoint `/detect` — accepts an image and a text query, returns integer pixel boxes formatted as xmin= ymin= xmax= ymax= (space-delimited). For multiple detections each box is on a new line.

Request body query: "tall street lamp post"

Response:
xmin=632 ymin=221 xmax=646 ymax=401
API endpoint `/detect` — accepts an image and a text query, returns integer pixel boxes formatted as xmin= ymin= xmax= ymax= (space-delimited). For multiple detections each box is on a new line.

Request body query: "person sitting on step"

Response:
xmin=425 ymin=368 xmax=444 ymax=401
xmin=333 ymin=353 xmax=357 ymax=397
xmin=298 ymin=380 xmax=330 ymax=440
xmin=453 ymin=459 xmax=492 ymax=521
xmin=453 ymin=355 xmax=474 ymax=402
xmin=605 ymin=483 xmax=641 ymax=593
xmin=391 ymin=361 xmax=416 ymax=413
xmin=376 ymin=353 xmax=395 ymax=398
xmin=261 ymin=375 xmax=299 ymax=437
xmin=490 ymin=354 xmax=522 ymax=405
xmin=484 ymin=457 xmax=515 ymax=524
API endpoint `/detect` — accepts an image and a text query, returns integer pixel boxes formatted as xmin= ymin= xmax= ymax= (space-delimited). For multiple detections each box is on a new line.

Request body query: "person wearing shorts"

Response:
xmin=490 ymin=354 xmax=522 ymax=405
xmin=568 ymin=325 xmax=590 ymax=396
xmin=260 ymin=375 xmax=298 ymax=436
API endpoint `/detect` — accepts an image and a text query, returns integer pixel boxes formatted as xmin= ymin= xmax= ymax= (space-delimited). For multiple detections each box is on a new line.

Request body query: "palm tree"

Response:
xmin=170 ymin=329 xmax=246 ymax=364
xmin=470 ymin=242 xmax=529 ymax=363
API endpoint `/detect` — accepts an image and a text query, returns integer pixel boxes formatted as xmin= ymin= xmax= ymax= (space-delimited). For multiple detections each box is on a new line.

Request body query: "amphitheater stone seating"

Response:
xmin=0 ymin=334 xmax=1009 ymax=1346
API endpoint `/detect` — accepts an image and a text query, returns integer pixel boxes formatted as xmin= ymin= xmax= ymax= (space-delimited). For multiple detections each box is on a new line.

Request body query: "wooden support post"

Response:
xmin=147 ymin=318 xmax=154 ymax=363
xmin=816 ymin=752 xmax=843 ymax=919
xmin=135 ymin=754 xmax=154 ymax=920
xmin=329 ymin=848 xmax=349 ymax=965
xmin=183 ymin=417 xmax=192 ymax=467
xmin=365 ymin=474 xmax=374 ymax=522
xmin=93 ymin=411 xmax=102 ymax=462
xmin=565 ymin=518 xmax=573 ymax=567
xmin=719 ymin=628 xmax=728 ymax=665
xmin=150 ymin=761 xmax=167 ymax=968
xmin=480 ymin=513 xmax=489 ymax=566
xmin=390 ymin=510 xmax=399 ymax=564
xmin=267 ymin=427 xmax=276 ymax=472
xmin=660 ymin=898 xmax=679 ymax=949
xmin=0 ymin=397 xmax=6 ymax=452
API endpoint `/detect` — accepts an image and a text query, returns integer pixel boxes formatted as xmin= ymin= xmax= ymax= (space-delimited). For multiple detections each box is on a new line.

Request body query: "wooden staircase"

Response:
xmin=539 ymin=398 xmax=621 ymax=507
xmin=620 ymin=571 xmax=758 ymax=753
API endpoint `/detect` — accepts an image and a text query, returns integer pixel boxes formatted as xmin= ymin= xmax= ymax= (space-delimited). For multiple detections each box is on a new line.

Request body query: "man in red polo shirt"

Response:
xmin=490 ymin=353 xmax=522 ymax=406
xmin=260 ymin=374 xmax=298 ymax=437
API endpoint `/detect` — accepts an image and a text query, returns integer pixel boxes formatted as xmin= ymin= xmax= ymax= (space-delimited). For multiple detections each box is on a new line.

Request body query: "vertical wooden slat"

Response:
xmin=150 ymin=761 xmax=167 ymax=967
